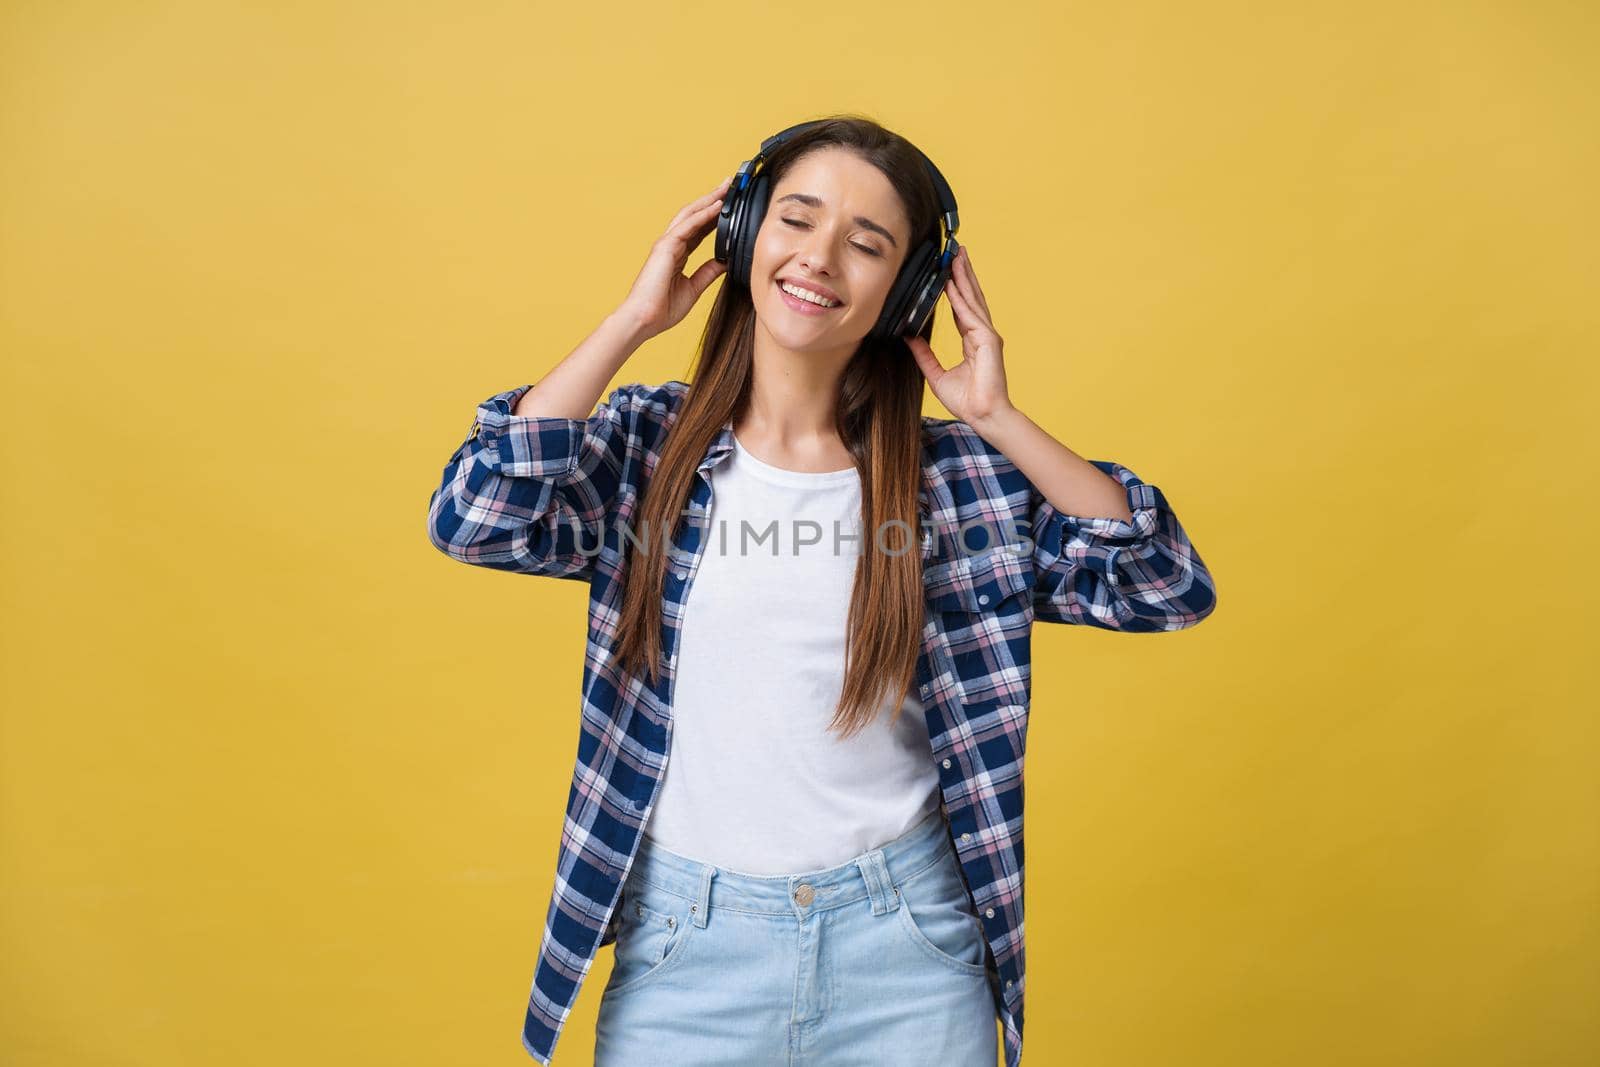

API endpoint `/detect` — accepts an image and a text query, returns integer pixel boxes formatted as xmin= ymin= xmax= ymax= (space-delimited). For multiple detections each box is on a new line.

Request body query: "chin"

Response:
xmin=759 ymin=320 xmax=828 ymax=352
xmin=753 ymin=298 xmax=824 ymax=346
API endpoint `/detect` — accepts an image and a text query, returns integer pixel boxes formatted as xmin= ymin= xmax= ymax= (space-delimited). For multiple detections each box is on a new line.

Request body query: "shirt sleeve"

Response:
xmin=426 ymin=382 xmax=641 ymax=582
xmin=1029 ymin=460 xmax=1219 ymax=630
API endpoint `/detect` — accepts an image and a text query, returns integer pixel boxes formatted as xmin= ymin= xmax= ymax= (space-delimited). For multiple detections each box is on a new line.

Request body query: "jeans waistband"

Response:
xmin=628 ymin=804 xmax=954 ymax=927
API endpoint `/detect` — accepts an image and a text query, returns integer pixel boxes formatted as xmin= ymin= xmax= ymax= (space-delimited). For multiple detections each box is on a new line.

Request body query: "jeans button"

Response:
xmin=793 ymin=884 xmax=814 ymax=906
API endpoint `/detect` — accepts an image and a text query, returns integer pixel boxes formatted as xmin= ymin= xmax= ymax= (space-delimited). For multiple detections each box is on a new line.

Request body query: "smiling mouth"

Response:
xmin=775 ymin=278 xmax=846 ymax=312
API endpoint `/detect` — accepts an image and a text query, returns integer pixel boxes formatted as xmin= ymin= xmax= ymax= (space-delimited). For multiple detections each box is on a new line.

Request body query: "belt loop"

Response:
xmin=875 ymin=850 xmax=901 ymax=914
xmin=692 ymin=864 xmax=714 ymax=928
xmin=856 ymin=849 xmax=898 ymax=915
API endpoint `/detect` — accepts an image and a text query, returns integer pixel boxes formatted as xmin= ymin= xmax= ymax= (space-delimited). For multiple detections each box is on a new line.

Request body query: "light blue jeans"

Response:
xmin=593 ymin=804 xmax=1001 ymax=1065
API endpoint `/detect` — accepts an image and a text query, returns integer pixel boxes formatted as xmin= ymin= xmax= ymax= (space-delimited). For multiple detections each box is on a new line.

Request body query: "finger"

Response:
xmin=945 ymin=260 xmax=975 ymax=323
xmin=689 ymin=197 xmax=725 ymax=241
xmin=687 ymin=256 xmax=727 ymax=297
xmin=949 ymin=280 xmax=998 ymax=354
xmin=948 ymin=283 xmax=999 ymax=357
xmin=687 ymin=177 xmax=734 ymax=217
xmin=948 ymin=250 xmax=992 ymax=329
xmin=666 ymin=197 xmax=724 ymax=244
xmin=944 ymin=276 xmax=978 ymax=336
xmin=668 ymin=180 xmax=731 ymax=231
xmin=906 ymin=335 xmax=946 ymax=385
xmin=959 ymin=247 xmax=993 ymax=322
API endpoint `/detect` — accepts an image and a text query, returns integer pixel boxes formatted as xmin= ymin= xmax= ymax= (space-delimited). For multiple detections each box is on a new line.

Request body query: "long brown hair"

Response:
xmin=613 ymin=114 xmax=943 ymax=741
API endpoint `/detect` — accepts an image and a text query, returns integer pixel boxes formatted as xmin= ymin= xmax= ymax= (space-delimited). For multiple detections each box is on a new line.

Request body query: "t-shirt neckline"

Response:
xmin=730 ymin=432 xmax=859 ymax=487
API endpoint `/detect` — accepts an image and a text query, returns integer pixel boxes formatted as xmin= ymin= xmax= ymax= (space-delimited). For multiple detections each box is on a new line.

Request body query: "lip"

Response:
xmin=775 ymin=277 xmax=846 ymax=314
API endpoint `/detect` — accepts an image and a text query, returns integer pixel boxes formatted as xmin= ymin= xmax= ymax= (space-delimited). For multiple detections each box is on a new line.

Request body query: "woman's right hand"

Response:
xmin=616 ymin=176 xmax=733 ymax=342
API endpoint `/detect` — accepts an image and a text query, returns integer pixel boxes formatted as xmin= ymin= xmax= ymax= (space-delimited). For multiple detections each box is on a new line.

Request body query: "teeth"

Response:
xmin=780 ymin=281 xmax=840 ymax=307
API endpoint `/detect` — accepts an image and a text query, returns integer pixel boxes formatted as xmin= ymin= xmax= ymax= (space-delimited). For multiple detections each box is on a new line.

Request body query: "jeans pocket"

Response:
xmin=605 ymin=876 xmax=699 ymax=999
xmin=892 ymin=854 xmax=990 ymax=977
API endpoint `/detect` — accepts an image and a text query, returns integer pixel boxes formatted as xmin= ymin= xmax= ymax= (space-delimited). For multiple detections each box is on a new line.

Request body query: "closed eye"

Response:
xmin=781 ymin=218 xmax=882 ymax=257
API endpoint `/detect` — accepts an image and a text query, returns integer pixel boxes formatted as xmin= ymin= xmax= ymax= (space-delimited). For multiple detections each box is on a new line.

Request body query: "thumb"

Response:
xmin=906 ymin=335 xmax=943 ymax=383
xmin=688 ymin=257 xmax=728 ymax=298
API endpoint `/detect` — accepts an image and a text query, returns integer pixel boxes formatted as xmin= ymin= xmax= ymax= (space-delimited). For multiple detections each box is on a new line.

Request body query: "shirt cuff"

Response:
xmin=1033 ymin=461 xmax=1167 ymax=581
xmin=469 ymin=385 xmax=588 ymax=479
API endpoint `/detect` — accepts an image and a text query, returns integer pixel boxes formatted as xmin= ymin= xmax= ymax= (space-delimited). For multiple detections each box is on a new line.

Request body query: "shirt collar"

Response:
xmin=697 ymin=418 xmax=738 ymax=474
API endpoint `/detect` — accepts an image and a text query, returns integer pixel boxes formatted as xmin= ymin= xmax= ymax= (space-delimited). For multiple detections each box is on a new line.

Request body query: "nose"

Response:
xmin=796 ymin=231 xmax=835 ymax=277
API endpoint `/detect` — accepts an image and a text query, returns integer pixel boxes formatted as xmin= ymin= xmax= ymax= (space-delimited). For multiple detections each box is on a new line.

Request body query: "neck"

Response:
xmin=737 ymin=320 xmax=861 ymax=466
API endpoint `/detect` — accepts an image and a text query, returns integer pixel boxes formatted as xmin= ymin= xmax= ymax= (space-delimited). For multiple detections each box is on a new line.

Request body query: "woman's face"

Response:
xmin=749 ymin=146 xmax=913 ymax=351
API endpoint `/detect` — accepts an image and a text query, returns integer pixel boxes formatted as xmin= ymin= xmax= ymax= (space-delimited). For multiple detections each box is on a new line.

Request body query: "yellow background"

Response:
xmin=3 ymin=1 xmax=1596 ymax=1064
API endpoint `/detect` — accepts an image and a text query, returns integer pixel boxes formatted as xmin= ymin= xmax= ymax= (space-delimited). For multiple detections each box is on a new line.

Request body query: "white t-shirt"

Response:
xmin=641 ymin=431 xmax=942 ymax=876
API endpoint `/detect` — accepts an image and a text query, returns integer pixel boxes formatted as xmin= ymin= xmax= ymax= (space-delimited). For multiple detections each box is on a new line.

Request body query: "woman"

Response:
xmin=428 ymin=115 xmax=1218 ymax=1066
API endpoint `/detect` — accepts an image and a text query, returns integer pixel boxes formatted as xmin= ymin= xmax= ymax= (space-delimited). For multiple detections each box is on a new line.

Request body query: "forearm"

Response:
xmin=512 ymin=309 xmax=653 ymax=420
xmin=971 ymin=405 xmax=1134 ymax=524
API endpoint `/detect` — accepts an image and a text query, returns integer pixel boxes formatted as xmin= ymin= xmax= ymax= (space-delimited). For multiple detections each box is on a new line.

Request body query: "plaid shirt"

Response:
xmin=427 ymin=378 xmax=1218 ymax=1066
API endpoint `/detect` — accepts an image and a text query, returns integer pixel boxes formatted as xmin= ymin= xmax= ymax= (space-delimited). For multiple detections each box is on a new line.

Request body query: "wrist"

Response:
xmin=969 ymin=401 xmax=1025 ymax=442
xmin=607 ymin=305 xmax=656 ymax=349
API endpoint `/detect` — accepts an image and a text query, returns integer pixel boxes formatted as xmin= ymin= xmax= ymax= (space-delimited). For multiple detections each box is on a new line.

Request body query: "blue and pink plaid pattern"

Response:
xmin=427 ymin=378 xmax=1218 ymax=1065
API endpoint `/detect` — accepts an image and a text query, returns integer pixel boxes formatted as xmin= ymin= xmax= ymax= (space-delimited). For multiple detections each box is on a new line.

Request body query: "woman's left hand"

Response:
xmin=905 ymin=245 xmax=1014 ymax=427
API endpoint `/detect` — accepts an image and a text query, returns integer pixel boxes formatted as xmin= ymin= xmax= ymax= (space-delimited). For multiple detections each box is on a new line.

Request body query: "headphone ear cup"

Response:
xmin=714 ymin=173 xmax=740 ymax=266
xmin=733 ymin=171 xmax=770 ymax=289
xmin=873 ymin=240 xmax=937 ymax=339
xmin=904 ymin=247 xmax=953 ymax=338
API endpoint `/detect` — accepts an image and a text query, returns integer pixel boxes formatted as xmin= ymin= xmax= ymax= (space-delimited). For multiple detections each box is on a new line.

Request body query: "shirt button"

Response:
xmin=961 ymin=832 xmax=971 ymax=843
xmin=978 ymin=594 xmax=990 ymax=605
xmin=985 ymin=907 xmax=995 ymax=919
xmin=941 ymin=758 xmax=952 ymax=769
xmin=676 ymin=570 xmax=689 ymax=581
xmin=1006 ymin=979 xmax=1014 ymax=990
xmin=793 ymin=884 xmax=814 ymax=906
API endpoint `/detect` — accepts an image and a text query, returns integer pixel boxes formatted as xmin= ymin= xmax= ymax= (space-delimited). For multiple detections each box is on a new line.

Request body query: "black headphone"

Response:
xmin=714 ymin=120 xmax=961 ymax=341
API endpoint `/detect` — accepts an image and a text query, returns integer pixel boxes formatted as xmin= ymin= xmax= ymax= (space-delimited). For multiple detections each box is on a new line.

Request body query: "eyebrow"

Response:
xmin=773 ymin=193 xmax=900 ymax=249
